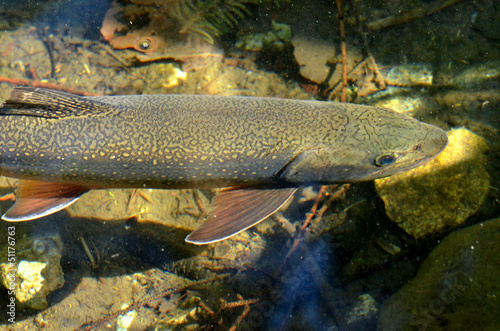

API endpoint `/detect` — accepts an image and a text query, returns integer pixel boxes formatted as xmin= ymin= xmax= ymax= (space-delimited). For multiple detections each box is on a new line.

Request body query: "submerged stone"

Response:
xmin=292 ymin=36 xmax=336 ymax=84
xmin=375 ymin=128 xmax=489 ymax=238
xmin=378 ymin=218 xmax=500 ymax=331
xmin=346 ymin=294 xmax=378 ymax=329
xmin=0 ymin=233 xmax=64 ymax=310
xmin=384 ymin=64 xmax=434 ymax=87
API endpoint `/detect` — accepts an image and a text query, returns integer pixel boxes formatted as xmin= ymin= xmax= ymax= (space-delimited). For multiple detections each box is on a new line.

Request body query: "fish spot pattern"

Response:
xmin=0 ymin=93 xmax=440 ymax=188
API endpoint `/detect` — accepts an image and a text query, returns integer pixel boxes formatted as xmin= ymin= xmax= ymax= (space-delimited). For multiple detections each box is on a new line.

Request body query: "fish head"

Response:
xmin=279 ymin=114 xmax=448 ymax=184
xmin=353 ymin=120 xmax=448 ymax=181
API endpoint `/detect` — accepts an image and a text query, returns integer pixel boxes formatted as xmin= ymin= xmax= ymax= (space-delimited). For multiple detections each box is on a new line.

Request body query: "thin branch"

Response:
xmin=366 ymin=0 xmax=463 ymax=32
xmin=335 ymin=0 xmax=348 ymax=102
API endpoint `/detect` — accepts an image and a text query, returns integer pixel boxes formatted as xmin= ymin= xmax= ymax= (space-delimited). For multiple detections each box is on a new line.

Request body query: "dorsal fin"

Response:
xmin=0 ymin=87 xmax=122 ymax=118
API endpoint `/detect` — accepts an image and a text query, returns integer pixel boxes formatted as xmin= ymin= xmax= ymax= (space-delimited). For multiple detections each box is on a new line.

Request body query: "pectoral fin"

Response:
xmin=2 ymin=180 xmax=88 ymax=221
xmin=185 ymin=187 xmax=297 ymax=245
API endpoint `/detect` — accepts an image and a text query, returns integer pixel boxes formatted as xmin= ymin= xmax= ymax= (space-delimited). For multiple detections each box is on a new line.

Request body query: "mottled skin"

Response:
xmin=0 ymin=91 xmax=448 ymax=189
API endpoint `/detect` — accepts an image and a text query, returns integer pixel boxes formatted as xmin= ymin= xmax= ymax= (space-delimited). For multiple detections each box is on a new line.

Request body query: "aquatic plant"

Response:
xmin=172 ymin=0 xmax=252 ymax=43
xmin=172 ymin=0 xmax=288 ymax=44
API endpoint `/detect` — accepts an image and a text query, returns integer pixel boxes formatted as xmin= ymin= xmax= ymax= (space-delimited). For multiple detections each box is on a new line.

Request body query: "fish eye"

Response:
xmin=138 ymin=38 xmax=152 ymax=51
xmin=375 ymin=153 xmax=398 ymax=167
xmin=413 ymin=144 xmax=422 ymax=151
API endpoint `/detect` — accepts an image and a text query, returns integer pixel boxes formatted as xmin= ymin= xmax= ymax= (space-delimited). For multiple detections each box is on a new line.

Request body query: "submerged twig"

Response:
xmin=228 ymin=303 xmax=252 ymax=331
xmin=78 ymin=274 xmax=230 ymax=331
xmin=99 ymin=44 xmax=132 ymax=68
xmin=366 ymin=0 xmax=463 ymax=32
xmin=235 ymin=184 xmax=350 ymax=329
xmin=226 ymin=294 xmax=257 ymax=331
xmin=0 ymin=193 xmax=15 ymax=202
xmin=35 ymin=24 xmax=56 ymax=78
xmin=220 ymin=296 xmax=258 ymax=310
xmin=79 ymin=236 xmax=97 ymax=269
xmin=335 ymin=0 xmax=348 ymax=102
xmin=327 ymin=55 xmax=385 ymax=101
xmin=273 ymin=185 xmax=328 ymax=278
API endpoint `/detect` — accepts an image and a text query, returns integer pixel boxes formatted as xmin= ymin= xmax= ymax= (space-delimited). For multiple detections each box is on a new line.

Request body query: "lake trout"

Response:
xmin=0 ymin=87 xmax=448 ymax=244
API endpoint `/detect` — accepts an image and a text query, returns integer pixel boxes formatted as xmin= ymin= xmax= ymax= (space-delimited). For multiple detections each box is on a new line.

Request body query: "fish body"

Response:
xmin=0 ymin=87 xmax=448 ymax=243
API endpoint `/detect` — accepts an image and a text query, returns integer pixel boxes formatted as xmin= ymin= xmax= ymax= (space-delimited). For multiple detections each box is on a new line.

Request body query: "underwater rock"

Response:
xmin=471 ymin=1 xmax=500 ymax=42
xmin=375 ymin=128 xmax=489 ymax=239
xmin=449 ymin=61 xmax=500 ymax=89
xmin=367 ymin=90 xmax=439 ymax=116
xmin=364 ymin=64 xmax=438 ymax=116
xmin=116 ymin=304 xmax=137 ymax=331
xmin=383 ymin=64 xmax=433 ymax=87
xmin=363 ymin=64 xmax=437 ymax=114
xmin=211 ymin=230 xmax=265 ymax=266
xmin=66 ymin=188 xmax=213 ymax=252
xmin=0 ymin=176 xmax=17 ymax=201
xmin=345 ymin=294 xmax=378 ymax=329
xmin=378 ymin=217 xmax=500 ymax=331
xmin=292 ymin=36 xmax=336 ymax=84
xmin=236 ymin=21 xmax=292 ymax=52
xmin=67 ymin=188 xmax=208 ymax=232
xmin=165 ymin=230 xmax=265 ymax=281
xmin=292 ymin=37 xmax=362 ymax=86
xmin=0 ymin=233 xmax=64 ymax=310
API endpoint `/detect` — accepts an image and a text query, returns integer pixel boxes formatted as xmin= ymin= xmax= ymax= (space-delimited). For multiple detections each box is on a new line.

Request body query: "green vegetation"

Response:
xmin=172 ymin=0 xmax=289 ymax=44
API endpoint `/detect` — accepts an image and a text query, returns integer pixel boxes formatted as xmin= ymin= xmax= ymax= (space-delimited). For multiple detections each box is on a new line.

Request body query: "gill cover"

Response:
xmin=277 ymin=146 xmax=365 ymax=184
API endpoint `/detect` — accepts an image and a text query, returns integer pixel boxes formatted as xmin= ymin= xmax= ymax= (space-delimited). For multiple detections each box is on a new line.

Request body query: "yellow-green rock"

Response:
xmin=375 ymin=128 xmax=489 ymax=238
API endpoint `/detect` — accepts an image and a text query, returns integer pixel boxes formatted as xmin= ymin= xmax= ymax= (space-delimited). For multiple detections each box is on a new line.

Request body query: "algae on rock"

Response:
xmin=378 ymin=218 xmax=500 ymax=331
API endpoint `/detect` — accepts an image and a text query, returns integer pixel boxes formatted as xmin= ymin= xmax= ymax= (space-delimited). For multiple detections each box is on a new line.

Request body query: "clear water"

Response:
xmin=0 ymin=0 xmax=498 ymax=330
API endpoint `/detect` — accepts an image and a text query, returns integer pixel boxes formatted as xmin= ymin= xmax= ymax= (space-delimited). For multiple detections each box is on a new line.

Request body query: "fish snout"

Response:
xmin=411 ymin=125 xmax=448 ymax=168
xmin=427 ymin=125 xmax=448 ymax=157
